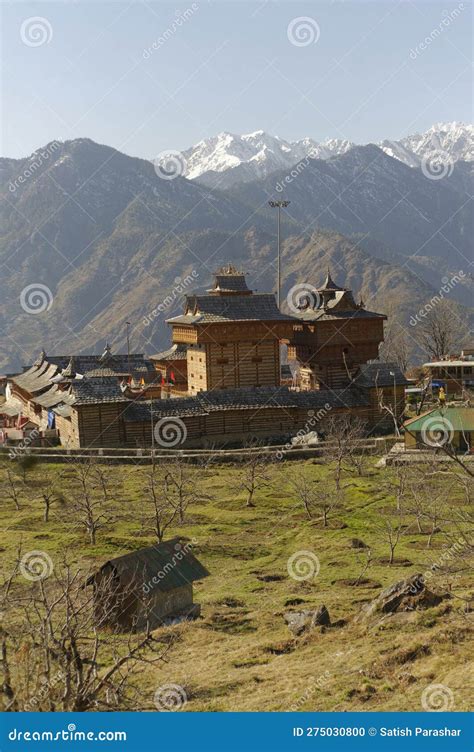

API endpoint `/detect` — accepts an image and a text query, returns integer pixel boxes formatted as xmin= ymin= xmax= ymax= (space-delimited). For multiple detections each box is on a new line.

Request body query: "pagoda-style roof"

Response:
xmin=150 ymin=344 xmax=188 ymax=362
xmin=208 ymin=264 xmax=252 ymax=296
xmin=167 ymin=293 xmax=297 ymax=325
xmin=295 ymin=268 xmax=386 ymax=322
xmin=317 ymin=269 xmax=347 ymax=292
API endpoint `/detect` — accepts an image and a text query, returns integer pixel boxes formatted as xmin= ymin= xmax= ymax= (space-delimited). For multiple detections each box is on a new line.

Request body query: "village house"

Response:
xmin=423 ymin=349 xmax=474 ymax=397
xmin=86 ymin=539 xmax=210 ymax=632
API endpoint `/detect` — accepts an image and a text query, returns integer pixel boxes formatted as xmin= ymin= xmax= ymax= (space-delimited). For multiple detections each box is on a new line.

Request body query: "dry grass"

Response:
xmin=0 ymin=455 xmax=472 ymax=712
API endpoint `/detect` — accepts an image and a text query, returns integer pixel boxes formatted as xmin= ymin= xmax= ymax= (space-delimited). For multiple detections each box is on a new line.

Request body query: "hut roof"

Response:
xmin=91 ymin=539 xmax=209 ymax=593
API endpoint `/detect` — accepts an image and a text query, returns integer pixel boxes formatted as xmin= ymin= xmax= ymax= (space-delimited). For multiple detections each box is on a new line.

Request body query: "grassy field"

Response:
xmin=0 ymin=454 xmax=472 ymax=712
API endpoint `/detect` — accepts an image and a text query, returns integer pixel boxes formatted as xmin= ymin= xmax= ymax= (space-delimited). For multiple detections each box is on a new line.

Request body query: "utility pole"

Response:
xmin=269 ymin=200 xmax=290 ymax=309
xmin=150 ymin=399 xmax=155 ymax=468
xmin=125 ymin=321 xmax=131 ymax=377
xmin=390 ymin=370 xmax=398 ymax=434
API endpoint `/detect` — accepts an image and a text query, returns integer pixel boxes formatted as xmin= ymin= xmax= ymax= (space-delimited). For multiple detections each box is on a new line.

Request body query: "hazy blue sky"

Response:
xmin=2 ymin=0 xmax=472 ymax=159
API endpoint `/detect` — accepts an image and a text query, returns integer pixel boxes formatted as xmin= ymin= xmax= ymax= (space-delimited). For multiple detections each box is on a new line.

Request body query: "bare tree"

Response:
xmin=143 ymin=465 xmax=179 ymax=542
xmin=4 ymin=467 xmax=22 ymax=511
xmin=38 ymin=479 xmax=65 ymax=523
xmin=323 ymin=415 xmax=366 ymax=489
xmin=69 ymin=464 xmax=111 ymax=545
xmin=417 ymin=299 xmax=464 ymax=360
xmin=238 ymin=448 xmax=272 ymax=508
xmin=92 ymin=464 xmax=111 ymax=505
xmin=374 ymin=507 xmax=406 ymax=565
xmin=290 ymin=473 xmax=343 ymax=526
xmin=163 ymin=457 xmax=209 ymax=524
xmin=0 ymin=563 xmax=168 ymax=711
xmin=14 ymin=454 xmax=38 ymax=483
xmin=379 ymin=308 xmax=410 ymax=373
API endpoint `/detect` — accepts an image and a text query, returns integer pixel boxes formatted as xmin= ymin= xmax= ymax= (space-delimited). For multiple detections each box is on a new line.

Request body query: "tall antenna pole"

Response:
xmin=268 ymin=200 xmax=290 ymax=309
xmin=150 ymin=398 xmax=155 ymax=468
xmin=125 ymin=321 xmax=131 ymax=376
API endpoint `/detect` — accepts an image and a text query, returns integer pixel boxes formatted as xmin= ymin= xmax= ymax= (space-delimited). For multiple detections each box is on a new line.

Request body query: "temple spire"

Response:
xmin=62 ymin=356 xmax=76 ymax=379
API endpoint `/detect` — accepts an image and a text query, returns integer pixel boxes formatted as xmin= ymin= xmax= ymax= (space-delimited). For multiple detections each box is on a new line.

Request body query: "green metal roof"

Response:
xmin=404 ymin=407 xmax=474 ymax=433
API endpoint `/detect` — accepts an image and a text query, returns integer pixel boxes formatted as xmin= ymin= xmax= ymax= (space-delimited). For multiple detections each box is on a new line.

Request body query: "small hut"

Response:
xmin=87 ymin=539 xmax=209 ymax=632
xmin=403 ymin=407 xmax=474 ymax=453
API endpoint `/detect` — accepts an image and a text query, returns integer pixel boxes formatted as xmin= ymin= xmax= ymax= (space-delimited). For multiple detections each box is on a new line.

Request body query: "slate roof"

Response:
xmin=150 ymin=344 xmax=188 ymax=362
xmin=353 ymin=363 xmax=409 ymax=388
xmin=34 ymin=385 xmax=75 ymax=409
xmin=46 ymin=353 xmax=155 ymax=377
xmin=123 ymin=385 xmax=370 ymax=422
xmin=297 ymin=306 xmax=386 ymax=322
xmin=210 ymin=273 xmax=252 ymax=294
xmin=90 ymin=538 xmax=210 ymax=593
xmin=318 ymin=270 xmax=346 ymax=291
xmin=68 ymin=377 xmax=129 ymax=405
xmin=13 ymin=362 xmax=59 ymax=393
xmin=167 ymin=293 xmax=297 ymax=325
xmin=1 ymin=398 xmax=23 ymax=416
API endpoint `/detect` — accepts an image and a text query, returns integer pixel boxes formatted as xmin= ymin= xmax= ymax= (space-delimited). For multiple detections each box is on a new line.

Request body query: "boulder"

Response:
xmin=284 ymin=605 xmax=330 ymax=636
xmin=350 ymin=538 xmax=369 ymax=549
xmin=358 ymin=573 xmax=449 ymax=621
xmin=291 ymin=431 xmax=319 ymax=447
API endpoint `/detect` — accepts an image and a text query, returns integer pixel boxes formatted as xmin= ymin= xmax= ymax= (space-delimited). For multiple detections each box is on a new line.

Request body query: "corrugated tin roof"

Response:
xmin=94 ymin=538 xmax=209 ymax=593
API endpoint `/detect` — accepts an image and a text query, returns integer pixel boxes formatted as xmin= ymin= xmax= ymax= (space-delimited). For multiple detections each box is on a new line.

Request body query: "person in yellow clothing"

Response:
xmin=438 ymin=386 xmax=446 ymax=406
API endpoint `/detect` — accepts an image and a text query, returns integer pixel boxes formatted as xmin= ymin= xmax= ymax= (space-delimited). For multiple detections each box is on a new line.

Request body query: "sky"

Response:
xmin=1 ymin=0 xmax=472 ymax=159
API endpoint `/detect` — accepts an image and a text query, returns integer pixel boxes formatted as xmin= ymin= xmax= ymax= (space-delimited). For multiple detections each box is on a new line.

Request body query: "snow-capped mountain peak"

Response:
xmin=181 ymin=122 xmax=473 ymax=186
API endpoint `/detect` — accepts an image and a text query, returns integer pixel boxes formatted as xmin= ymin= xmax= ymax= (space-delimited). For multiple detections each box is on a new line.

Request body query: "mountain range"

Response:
xmin=0 ymin=123 xmax=472 ymax=373
xmin=183 ymin=122 xmax=473 ymax=187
